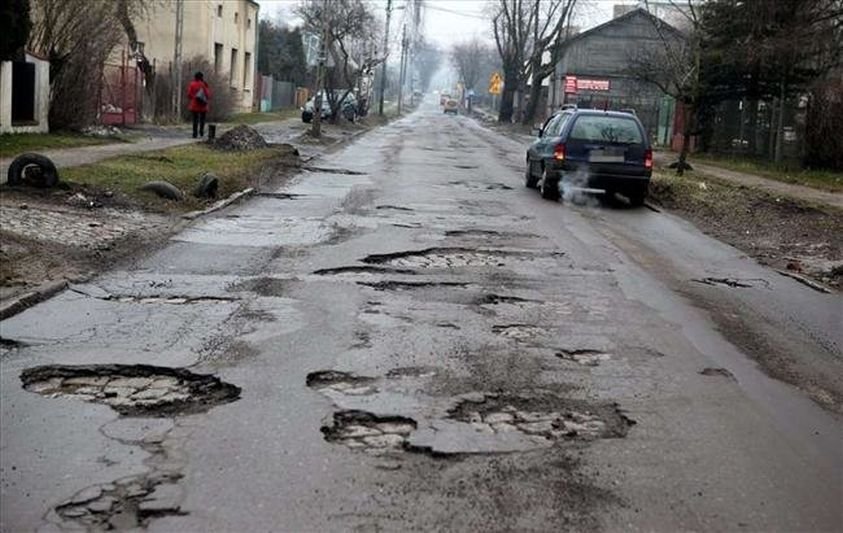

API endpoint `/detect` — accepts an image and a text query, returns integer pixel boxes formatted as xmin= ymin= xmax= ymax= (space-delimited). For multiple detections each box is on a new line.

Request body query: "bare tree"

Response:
xmin=521 ymin=0 xmax=577 ymax=124
xmin=451 ymin=39 xmax=486 ymax=93
xmin=297 ymin=0 xmax=381 ymax=120
xmin=626 ymin=1 xmax=701 ymax=174
xmin=490 ymin=0 xmax=577 ymax=124
xmin=491 ymin=0 xmax=533 ymax=123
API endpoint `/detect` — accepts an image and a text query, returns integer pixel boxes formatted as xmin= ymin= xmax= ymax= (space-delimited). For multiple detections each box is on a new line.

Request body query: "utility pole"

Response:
xmin=311 ymin=0 xmax=329 ymax=138
xmin=378 ymin=0 xmax=392 ymax=116
xmin=397 ymin=24 xmax=407 ymax=114
xmin=172 ymin=0 xmax=184 ymax=117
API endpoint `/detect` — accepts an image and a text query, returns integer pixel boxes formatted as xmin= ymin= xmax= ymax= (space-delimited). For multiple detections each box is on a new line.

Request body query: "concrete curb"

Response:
xmin=181 ymin=188 xmax=256 ymax=220
xmin=0 ymin=279 xmax=68 ymax=321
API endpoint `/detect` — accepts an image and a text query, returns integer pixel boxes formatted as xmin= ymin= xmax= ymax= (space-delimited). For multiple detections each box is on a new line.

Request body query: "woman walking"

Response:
xmin=187 ymin=72 xmax=211 ymax=138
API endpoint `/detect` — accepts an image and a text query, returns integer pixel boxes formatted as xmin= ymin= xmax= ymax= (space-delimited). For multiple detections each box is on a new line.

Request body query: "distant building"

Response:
xmin=0 ymin=52 xmax=50 ymax=134
xmin=127 ymin=0 xmax=259 ymax=113
xmin=549 ymin=7 xmax=684 ymax=143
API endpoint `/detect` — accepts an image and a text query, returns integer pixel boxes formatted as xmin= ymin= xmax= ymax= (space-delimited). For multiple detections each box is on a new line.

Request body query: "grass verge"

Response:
xmin=692 ymin=153 xmax=843 ymax=193
xmin=61 ymin=143 xmax=295 ymax=212
xmin=649 ymin=168 xmax=842 ymax=289
xmin=0 ymin=132 xmax=128 ymax=156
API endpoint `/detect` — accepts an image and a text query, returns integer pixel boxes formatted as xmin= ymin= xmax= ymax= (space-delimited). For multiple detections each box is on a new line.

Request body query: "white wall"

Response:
xmin=0 ymin=55 xmax=50 ymax=134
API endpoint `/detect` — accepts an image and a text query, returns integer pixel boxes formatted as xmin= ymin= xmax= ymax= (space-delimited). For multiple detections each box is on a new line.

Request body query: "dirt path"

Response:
xmin=654 ymin=153 xmax=843 ymax=210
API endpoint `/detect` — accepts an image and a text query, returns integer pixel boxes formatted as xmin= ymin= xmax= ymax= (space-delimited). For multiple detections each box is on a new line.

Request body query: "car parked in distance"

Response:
xmin=525 ymin=109 xmax=652 ymax=205
xmin=440 ymin=93 xmax=451 ymax=106
xmin=443 ymin=98 xmax=459 ymax=115
xmin=301 ymin=92 xmax=357 ymax=123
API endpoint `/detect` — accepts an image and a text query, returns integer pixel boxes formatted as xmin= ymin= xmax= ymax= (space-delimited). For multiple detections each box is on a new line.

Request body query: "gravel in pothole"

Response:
xmin=555 ymin=349 xmax=613 ymax=366
xmin=321 ymin=410 xmax=417 ymax=452
xmin=21 ymin=364 xmax=240 ymax=416
xmin=362 ymin=247 xmax=528 ymax=269
xmin=449 ymin=393 xmax=634 ymax=441
xmin=306 ymin=370 xmax=378 ymax=395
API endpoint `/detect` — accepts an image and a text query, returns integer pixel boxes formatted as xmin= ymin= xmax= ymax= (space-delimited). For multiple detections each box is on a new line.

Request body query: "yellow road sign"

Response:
xmin=489 ymin=72 xmax=503 ymax=95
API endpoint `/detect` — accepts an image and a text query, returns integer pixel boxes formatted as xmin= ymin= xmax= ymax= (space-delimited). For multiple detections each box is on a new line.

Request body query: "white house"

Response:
xmin=0 ymin=52 xmax=50 ymax=134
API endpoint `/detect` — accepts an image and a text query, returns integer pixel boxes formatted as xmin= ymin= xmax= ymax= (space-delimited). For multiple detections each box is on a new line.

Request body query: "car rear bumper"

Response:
xmin=550 ymin=162 xmax=650 ymax=193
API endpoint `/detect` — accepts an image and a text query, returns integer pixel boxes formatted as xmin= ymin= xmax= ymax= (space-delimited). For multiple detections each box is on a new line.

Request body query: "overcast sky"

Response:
xmin=255 ymin=0 xmax=640 ymax=48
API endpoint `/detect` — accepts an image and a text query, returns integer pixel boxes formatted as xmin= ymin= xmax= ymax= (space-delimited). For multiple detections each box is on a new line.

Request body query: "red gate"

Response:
xmin=99 ymin=50 xmax=142 ymax=126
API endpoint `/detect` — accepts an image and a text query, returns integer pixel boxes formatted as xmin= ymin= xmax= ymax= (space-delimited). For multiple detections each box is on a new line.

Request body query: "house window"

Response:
xmin=230 ymin=48 xmax=238 ymax=88
xmin=247 ymin=18 xmax=252 ymax=29
xmin=243 ymin=52 xmax=251 ymax=89
xmin=234 ymin=12 xmax=239 ymax=24
xmin=214 ymin=43 xmax=223 ymax=74
xmin=217 ymin=5 xmax=222 ymax=17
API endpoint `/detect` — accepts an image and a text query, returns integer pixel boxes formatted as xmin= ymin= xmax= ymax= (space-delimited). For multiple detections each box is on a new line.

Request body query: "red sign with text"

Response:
xmin=564 ymin=76 xmax=610 ymax=94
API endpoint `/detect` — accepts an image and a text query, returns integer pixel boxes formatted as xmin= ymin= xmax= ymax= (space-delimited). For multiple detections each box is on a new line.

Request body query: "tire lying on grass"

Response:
xmin=193 ymin=172 xmax=219 ymax=199
xmin=138 ymin=180 xmax=184 ymax=201
xmin=7 ymin=153 xmax=59 ymax=188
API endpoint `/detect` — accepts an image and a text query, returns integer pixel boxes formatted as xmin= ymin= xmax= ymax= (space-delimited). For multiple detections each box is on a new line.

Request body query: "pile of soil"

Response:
xmin=211 ymin=125 xmax=268 ymax=151
xmin=649 ymin=171 xmax=842 ymax=289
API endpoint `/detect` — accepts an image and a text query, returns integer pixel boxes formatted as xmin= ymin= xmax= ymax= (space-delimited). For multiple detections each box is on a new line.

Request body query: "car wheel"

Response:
xmin=301 ymin=111 xmax=313 ymax=123
xmin=525 ymin=160 xmax=538 ymax=189
xmin=540 ymin=167 xmax=559 ymax=201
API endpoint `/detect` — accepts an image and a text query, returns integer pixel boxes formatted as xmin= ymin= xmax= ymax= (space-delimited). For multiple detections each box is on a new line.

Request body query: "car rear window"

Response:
xmin=569 ymin=115 xmax=643 ymax=144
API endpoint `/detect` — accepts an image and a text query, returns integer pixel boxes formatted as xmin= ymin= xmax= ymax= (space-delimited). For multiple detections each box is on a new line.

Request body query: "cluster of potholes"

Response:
xmin=360 ymin=247 xmax=560 ymax=270
xmin=20 ymin=364 xmax=240 ymax=528
xmin=307 ymin=370 xmax=634 ymax=456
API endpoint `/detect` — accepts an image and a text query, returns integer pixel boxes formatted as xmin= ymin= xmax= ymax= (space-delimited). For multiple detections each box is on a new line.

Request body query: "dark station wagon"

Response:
xmin=525 ymin=109 xmax=653 ymax=205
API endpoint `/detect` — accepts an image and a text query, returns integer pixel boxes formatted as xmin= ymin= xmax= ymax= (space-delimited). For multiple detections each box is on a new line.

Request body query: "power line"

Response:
xmin=424 ymin=4 xmax=487 ymax=20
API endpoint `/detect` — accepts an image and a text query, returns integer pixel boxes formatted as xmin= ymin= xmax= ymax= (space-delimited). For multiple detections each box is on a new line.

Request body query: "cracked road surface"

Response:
xmin=2 ymin=98 xmax=841 ymax=531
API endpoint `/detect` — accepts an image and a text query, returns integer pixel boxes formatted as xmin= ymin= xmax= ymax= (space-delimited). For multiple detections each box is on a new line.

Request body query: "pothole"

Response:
xmin=302 ymin=166 xmax=368 ymax=175
xmin=362 ymin=247 xmax=526 ymax=269
xmin=555 ymin=349 xmax=612 ymax=366
xmin=256 ymin=192 xmax=306 ymax=200
xmin=21 ymin=364 xmax=240 ymax=416
xmin=53 ymin=474 xmax=185 ymax=530
xmin=691 ymin=277 xmax=766 ymax=288
xmin=321 ymin=410 xmax=417 ymax=453
xmin=447 ymin=180 xmax=513 ymax=190
xmin=453 ymin=164 xmax=479 ymax=170
xmin=492 ymin=324 xmax=544 ymax=342
xmin=357 ymin=280 xmax=471 ymax=291
xmin=699 ymin=367 xmax=736 ymax=380
xmin=306 ymin=370 xmax=377 ymax=395
xmin=449 ymin=393 xmax=634 ymax=442
xmin=0 ymin=337 xmax=25 ymax=349
xmin=474 ymin=294 xmax=538 ymax=306
xmin=445 ymin=229 xmax=539 ymax=239
xmin=385 ymin=366 xmax=438 ymax=379
xmin=312 ymin=265 xmax=416 ymax=276
xmin=375 ymin=205 xmax=414 ymax=211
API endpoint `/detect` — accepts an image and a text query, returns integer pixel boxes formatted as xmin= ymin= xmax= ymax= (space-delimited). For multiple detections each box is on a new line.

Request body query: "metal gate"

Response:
xmin=99 ymin=51 xmax=142 ymax=126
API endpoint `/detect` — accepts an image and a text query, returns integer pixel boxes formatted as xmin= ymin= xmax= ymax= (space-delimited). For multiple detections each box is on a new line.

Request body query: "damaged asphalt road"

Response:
xmin=1 ymin=98 xmax=841 ymax=532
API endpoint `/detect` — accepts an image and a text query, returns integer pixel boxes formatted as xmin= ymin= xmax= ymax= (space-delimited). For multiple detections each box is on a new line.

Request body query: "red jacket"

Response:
xmin=187 ymin=80 xmax=211 ymax=113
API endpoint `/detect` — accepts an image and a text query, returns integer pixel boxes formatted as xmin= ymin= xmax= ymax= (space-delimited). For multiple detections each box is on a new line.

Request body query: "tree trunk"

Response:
xmin=515 ymin=78 xmax=527 ymax=123
xmin=498 ymin=68 xmax=518 ymax=123
xmin=523 ymin=63 xmax=545 ymax=125
xmin=676 ymin=103 xmax=694 ymax=177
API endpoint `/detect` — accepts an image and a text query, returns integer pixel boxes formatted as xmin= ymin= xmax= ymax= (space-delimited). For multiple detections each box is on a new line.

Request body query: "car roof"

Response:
xmin=555 ymin=109 xmax=638 ymax=119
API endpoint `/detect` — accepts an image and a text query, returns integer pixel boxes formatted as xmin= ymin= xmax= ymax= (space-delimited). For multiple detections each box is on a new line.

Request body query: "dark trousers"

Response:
xmin=192 ymin=111 xmax=206 ymax=138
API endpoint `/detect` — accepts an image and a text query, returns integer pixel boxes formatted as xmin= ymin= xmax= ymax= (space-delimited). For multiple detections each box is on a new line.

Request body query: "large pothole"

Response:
xmin=321 ymin=410 xmax=417 ymax=453
xmin=21 ymin=364 xmax=240 ymax=416
xmin=361 ymin=247 xmax=538 ymax=269
xmin=448 ymin=393 xmax=634 ymax=442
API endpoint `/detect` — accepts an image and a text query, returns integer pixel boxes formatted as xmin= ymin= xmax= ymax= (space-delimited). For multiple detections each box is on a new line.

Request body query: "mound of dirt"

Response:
xmin=211 ymin=125 xmax=268 ymax=151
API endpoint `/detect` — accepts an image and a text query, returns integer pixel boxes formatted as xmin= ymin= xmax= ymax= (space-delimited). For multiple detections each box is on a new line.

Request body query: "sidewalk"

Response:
xmin=0 ymin=118 xmax=301 ymax=182
xmin=654 ymin=152 xmax=843 ymax=210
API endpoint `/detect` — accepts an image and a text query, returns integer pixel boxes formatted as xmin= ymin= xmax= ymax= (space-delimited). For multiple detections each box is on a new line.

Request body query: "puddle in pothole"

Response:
xmin=321 ymin=410 xmax=417 ymax=453
xmin=313 ymin=265 xmax=416 ymax=276
xmin=362 ymin=247 xmax=543 ymax=269
xmin=447 ymin=393 xmax=634 ymax=443
xmin=358 ymin=280 xmax=472 ymax=291
xmin=21 ymin=364 xmax=240 ymax=416
xmin=555 ymin=349 xmax=612 ymax=366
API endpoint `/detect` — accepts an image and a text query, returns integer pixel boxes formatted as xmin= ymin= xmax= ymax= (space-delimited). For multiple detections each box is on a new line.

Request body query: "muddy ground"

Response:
xmin=0 ymin=149 xmax=302 ymax=302
xmin=648 ymin=170 xmax=842 ymax=291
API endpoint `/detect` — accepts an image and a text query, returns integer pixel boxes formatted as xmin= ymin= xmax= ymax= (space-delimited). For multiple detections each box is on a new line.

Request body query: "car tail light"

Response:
xmin=644 ymin=149 xmax=653 ymax=169
xmin=553 ymin=143 xmax=566 ymax=161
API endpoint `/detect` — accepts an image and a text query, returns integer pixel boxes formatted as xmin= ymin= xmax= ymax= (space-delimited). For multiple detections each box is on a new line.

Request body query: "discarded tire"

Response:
xmin=7 ymin=153 xmax=59 ymax=188
xmin=193 ymin=172 xmax=219 ymax=198
xmin=138 ymin=180 xmax=184 ymax=201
